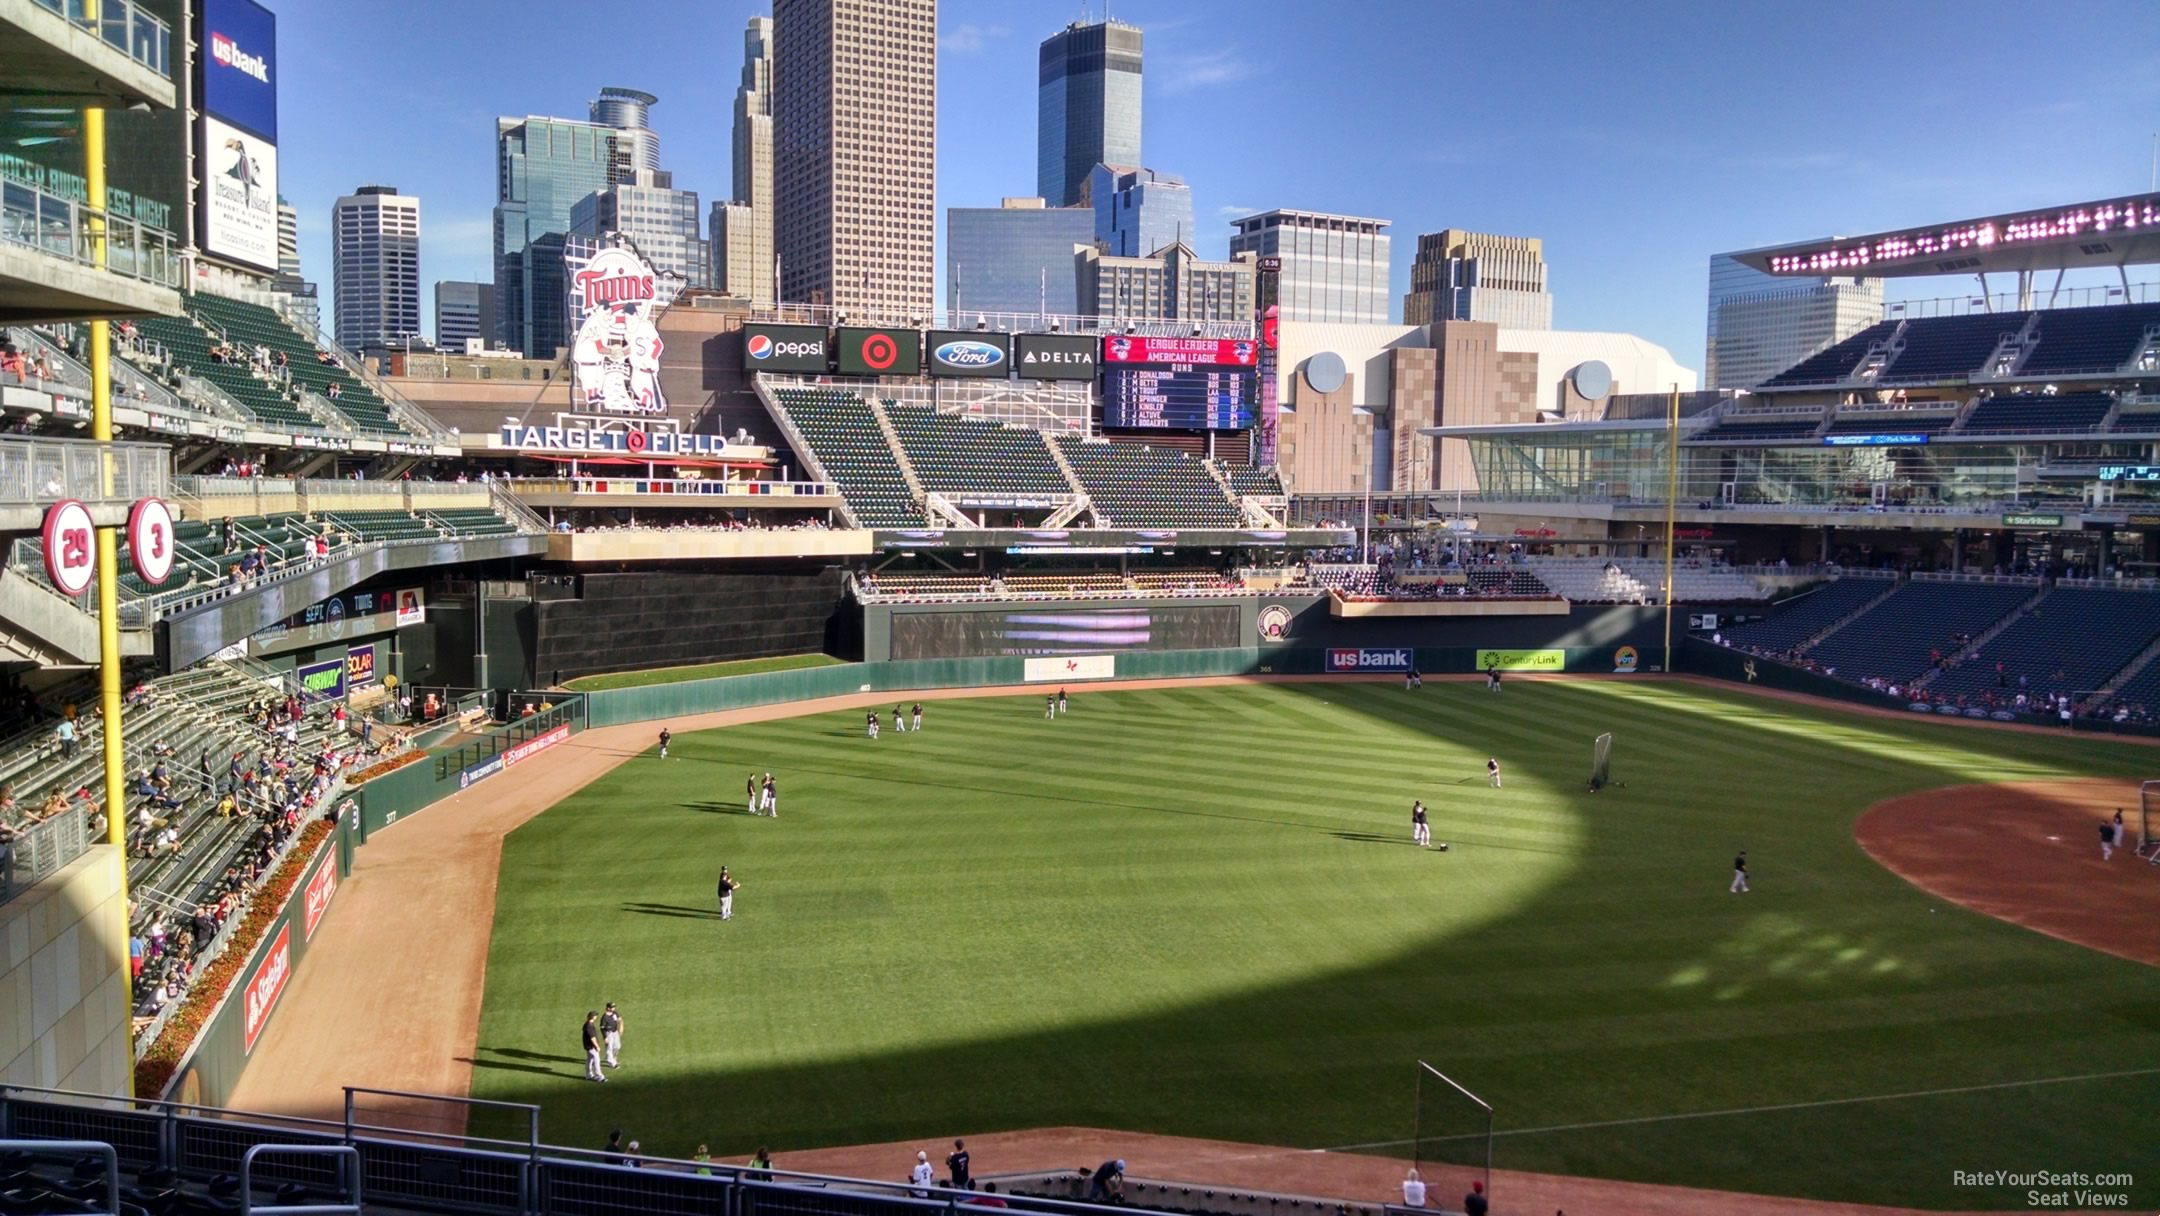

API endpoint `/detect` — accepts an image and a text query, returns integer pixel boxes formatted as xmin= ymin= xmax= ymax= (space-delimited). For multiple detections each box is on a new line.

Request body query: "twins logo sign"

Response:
xmin=569 ymin=247 xmax=666 ymax=415
xmin=1257 ymin=604 xmax=1293 ymax=641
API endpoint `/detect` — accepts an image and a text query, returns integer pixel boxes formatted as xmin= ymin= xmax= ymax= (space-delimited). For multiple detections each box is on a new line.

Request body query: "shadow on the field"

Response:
xmin=621 ymin=901 xmax=724 ymax=920
xmin=463 ymin=1046 xmax=581 ymax=1078
xmin=680 ymin=801 xmax=757 ymax=815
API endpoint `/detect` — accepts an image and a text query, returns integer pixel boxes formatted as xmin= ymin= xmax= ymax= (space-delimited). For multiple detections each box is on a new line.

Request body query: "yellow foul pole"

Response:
xmin=1661 ymin=384 xmax=1680 ymax=674
xmin=84 ymin=107 xmax=129 ymax=848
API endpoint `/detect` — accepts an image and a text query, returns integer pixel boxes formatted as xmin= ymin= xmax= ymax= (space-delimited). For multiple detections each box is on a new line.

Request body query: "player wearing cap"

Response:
xmin=1412 ymin=800 xmax=1431 ymax=848
xmin=600 ymin=1001 xmax=624 ymax=1068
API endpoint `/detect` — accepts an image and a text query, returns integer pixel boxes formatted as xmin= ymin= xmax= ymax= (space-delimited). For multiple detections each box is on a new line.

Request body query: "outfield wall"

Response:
xmin=860 ymin=598 xmax=1668 ymax=662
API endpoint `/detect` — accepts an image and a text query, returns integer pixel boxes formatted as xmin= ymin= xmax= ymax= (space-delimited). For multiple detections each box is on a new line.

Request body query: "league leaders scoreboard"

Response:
xmin=1100 ymin=336 xmax=1258 ymax=430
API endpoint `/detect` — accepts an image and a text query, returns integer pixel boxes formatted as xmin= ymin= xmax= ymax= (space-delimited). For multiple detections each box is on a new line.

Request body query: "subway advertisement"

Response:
xmin=741 ymin=323 xmax=829 ymax=373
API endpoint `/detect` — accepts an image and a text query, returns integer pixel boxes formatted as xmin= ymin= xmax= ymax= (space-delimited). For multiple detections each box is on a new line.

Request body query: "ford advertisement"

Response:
xmin=925 ymin=331 xmax=1011 ymax=379
xmin=1325 ymin=648 xmax=1414 ymax=673
xmin=741 ymin=323 xmax=829 ymax=373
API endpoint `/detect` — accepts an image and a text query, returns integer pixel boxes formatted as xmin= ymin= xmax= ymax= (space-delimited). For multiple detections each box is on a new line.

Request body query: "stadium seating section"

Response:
xmin=1693 ymin=415 xmax=1824 ymax=441
xmin=1523 ymin=557 xmax=1766 ymax=603
xmin=1053 ymin=437 xmax=1242 ymax=527
xmin=129 ymin=293 xmax=418 ymax=436
xmin=1762 ymin=303 xmax=2160 ymax=389
xmin=1924 ymin=586 xmax=2160 ymax=704
xmin=1718 ymin=576 xmax=1896 ymax=654
xmin=1823 ymin=413 xmax=1958 ymax=435
xmin=1761 ymin=321 xmax=1898 ymax=386
xmin=770 ymin=389 xmax=925 ymax=527
xmin=1962 ymin=391 xmax=2113 ymax=433
xmin=1218 ymin=464 xmax=1285 ymax=498
xmin=884 ymin=405 xmax=1073 ymax=500
xmin=2020 ymin=302 xmax=2160 ymax=376
xmin=1800 ymin=580 xmax=2036 ymax=684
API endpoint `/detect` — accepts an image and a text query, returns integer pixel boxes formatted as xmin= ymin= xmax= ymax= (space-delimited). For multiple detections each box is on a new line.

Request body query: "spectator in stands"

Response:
xmin=910 ymin=1151 xmax=933 ymax=1196
xmin=55 ymin=716 xmax=77 ymax=759
xmin=964 ymin=1182 xmax=1009 ymax=1208
xmin=1462 ymin=1180 xmax=1488 ymax=1216
xmin=946 ymin=1140 xmax=972 ymax=1190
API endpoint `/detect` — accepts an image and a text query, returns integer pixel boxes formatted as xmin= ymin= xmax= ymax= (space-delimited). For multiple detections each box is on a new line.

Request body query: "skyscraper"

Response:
xmin=945 ymin=198 xmax=1093 ymax=317
xmin=774 ymin=0 xmax=937 ymax=316
xmin=1705 ymin=251 xmax=1882 ymax=389
xmin=434 ymin=281 xmax=497 ymax=351
xmin=572 ymin=173 xmax=708 ymax=289
xmin=1075 ymin=243 xmax=1256 ymax=324
xmin=1038 ymin=20 xmax=1142 ymax=208
xmin=1229 ymin=210 xmax=1392 ymax=324
xmin=1403 ymin=229 xmax=1552 ymax=330
xmin=590 ymin=87 xmax=661 ymax=181
xmin=1086 ymin=164 xmax=1192 ymax=258
xmin=274 ymin=195 xmax=319 ymax=335
xmin=493 ymin=115 xmax=617 ymax=354
xmin=331 ymin=186 xmax=421 ymax=351
xmin=724 ymin=16 xmax=775 ymax=306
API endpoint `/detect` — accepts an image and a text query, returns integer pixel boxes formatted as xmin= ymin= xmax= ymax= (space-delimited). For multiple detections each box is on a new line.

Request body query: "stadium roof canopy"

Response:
xmin=1732 ymin=193 xmax=2160 ymax=279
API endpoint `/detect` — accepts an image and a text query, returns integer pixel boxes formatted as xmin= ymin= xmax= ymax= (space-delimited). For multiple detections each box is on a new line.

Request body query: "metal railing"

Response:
xmin=509 ymin=476 xmax=835 ymax=497
xmin=2 ymin=179 xmax=180 ymax=288
xmin=0 ymin=434 xmax=170 ymax=504
xmin=431 ymin=697 xmax=583 ymax=781
xmin=0 ymin=812 xmax=92 ymax=906
xmin=30 ymin=0 xmax=173 ymax=78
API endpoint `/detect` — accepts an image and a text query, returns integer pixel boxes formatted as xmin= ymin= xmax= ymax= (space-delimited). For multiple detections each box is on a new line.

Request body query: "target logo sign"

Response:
xmin=861 ymin=332 xmax=899 ymax=370
xmin=127 ymin=498 xmax=177 ymax=586
xmin=42 ymin=500 xmax=96 ymax=596
xmin=625 ymin=429 xmax=649 ymax=454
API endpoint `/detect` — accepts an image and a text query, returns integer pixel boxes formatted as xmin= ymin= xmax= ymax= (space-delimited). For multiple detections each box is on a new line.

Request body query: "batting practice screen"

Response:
xmin=889 ymin=605 xmax=1241 ymax=660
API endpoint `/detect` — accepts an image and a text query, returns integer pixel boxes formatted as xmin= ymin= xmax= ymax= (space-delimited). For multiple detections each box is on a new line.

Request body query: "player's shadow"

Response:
xmin=462 ymin=1046 xmax=581 ymax=1077
xmin=622 ymin=901 xmax=725 ymax=919
xmin=1330 ymin=830 xmax=1415 ymax=845
xmin=679 ymin=801 xmax=754 ymax=815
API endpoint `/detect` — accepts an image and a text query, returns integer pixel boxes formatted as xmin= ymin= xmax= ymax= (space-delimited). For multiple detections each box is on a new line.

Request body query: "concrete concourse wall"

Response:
xmin=0 ymin=846 xmax=131 ymax=1095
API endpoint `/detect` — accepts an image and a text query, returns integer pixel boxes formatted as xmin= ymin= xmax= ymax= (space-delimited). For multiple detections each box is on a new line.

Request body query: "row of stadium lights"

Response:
xmin=1769 ymin=199 xmax=2160 ymax=274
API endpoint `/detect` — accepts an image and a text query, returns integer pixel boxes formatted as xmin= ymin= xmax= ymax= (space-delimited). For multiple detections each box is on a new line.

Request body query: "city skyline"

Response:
xmin=277 ymin=0 xmax=2160 ymax=366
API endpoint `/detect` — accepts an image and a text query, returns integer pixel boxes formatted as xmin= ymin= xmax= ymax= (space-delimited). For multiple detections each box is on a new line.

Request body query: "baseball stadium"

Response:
xmin=4 ymin=6 xmax=2160 ymax=1216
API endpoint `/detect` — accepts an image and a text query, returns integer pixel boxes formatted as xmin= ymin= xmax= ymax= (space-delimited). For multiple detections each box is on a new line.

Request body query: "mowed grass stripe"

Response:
xmin=474 ymin=681 xmax=2160 ymax=1211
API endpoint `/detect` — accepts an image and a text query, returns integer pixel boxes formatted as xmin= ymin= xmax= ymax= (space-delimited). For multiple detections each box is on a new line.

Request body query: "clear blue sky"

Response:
xmin=280 ymin=0 xmax=2160 ymax=371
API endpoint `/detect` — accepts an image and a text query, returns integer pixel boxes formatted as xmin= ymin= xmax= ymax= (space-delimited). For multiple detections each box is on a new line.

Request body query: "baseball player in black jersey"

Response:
xmin=600 ymin=1001 xmax=623 ymax=1068
xmin=657 ymin=728 xmax=671 ymax=759
xmin=582 ymin=1012 xmax=605 ymax=1081
xmin=717 ymin=866 xmax=740 ymax=920
xmin=1412 ymin=800 xmax=1431 ymax=848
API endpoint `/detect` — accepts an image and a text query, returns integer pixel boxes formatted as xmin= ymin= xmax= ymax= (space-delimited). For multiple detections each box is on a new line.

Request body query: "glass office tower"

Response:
xmin=1037 ymin=20 xmax=1142 ymax=208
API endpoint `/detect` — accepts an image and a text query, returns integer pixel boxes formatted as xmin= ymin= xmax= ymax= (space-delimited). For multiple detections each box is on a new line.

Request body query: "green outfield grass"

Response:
xmin=563 ymin=653 xmax=844 ymax=691
xmin=471 ymin=681 xmax=2160 ymax=1209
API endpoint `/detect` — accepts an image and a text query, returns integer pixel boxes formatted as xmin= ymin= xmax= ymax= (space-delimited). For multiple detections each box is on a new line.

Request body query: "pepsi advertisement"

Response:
xmin=836 ymin=327 xmax=921 ymax=377
xmin=741 ymin=323 xmax=829 ymax=373
xmin=199 ymin=0 xmax=278 ymax=142
xmin=926 ymin=331 xmax=1011 ymax=379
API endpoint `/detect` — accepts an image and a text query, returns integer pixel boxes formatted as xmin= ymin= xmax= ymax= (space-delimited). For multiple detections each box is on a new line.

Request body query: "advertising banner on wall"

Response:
xmin=1324 ymin=648 xmax=1413 ymax=673
xmin=1014 ymin=333 xmax=1099 ymax=381
xmin=199 ymin=115 xmax=278 ymax=271
xmin=199 ymin=0 xmax=278 ymax=141
xmin=1023 ymin=654 xmax=1115 ymax=682
xmin=344 ymin=643 xmax=377 ymax=687
xmin=835 ymin=327 xmax=921 ymax=377
xmin=1476 ymin=648 xmax=1566 ymax=672
xmin=295 ymin=657 xmax=347 ymax=703
xmin=741 ymin=323 xmax=830 ymax=373
xmin=925 ymin=331 xmax=1011 ymax=378
xmin=567 ymin=245 xmax=670 ymax=415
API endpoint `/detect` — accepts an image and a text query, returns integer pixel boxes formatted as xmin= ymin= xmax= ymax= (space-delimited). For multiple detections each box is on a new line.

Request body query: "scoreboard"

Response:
xmin=1099 ymin=335 xmax=1260 ymax=430
xmin=1102 ymin=366 xmax=1255 ymax=429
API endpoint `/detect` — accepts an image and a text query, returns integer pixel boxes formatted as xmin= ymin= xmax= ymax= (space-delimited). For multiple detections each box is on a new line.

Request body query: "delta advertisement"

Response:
xmin=742 ymin=323 xmax=829 ymax=373
xmin=1477 ymin=649 xmax=1566 ymax=672
xmin=836 ymin=327 xmax=922 ymax=377
xmin=926 ymin=331 xmax=1011 ymax=378
xmin=1014 ymin=333 xmax=1099 ymax=381
xmin=199 ymin=114 xmax=278 ymax=271
xmin=568 ymin=245 xmax=671 ymax=415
